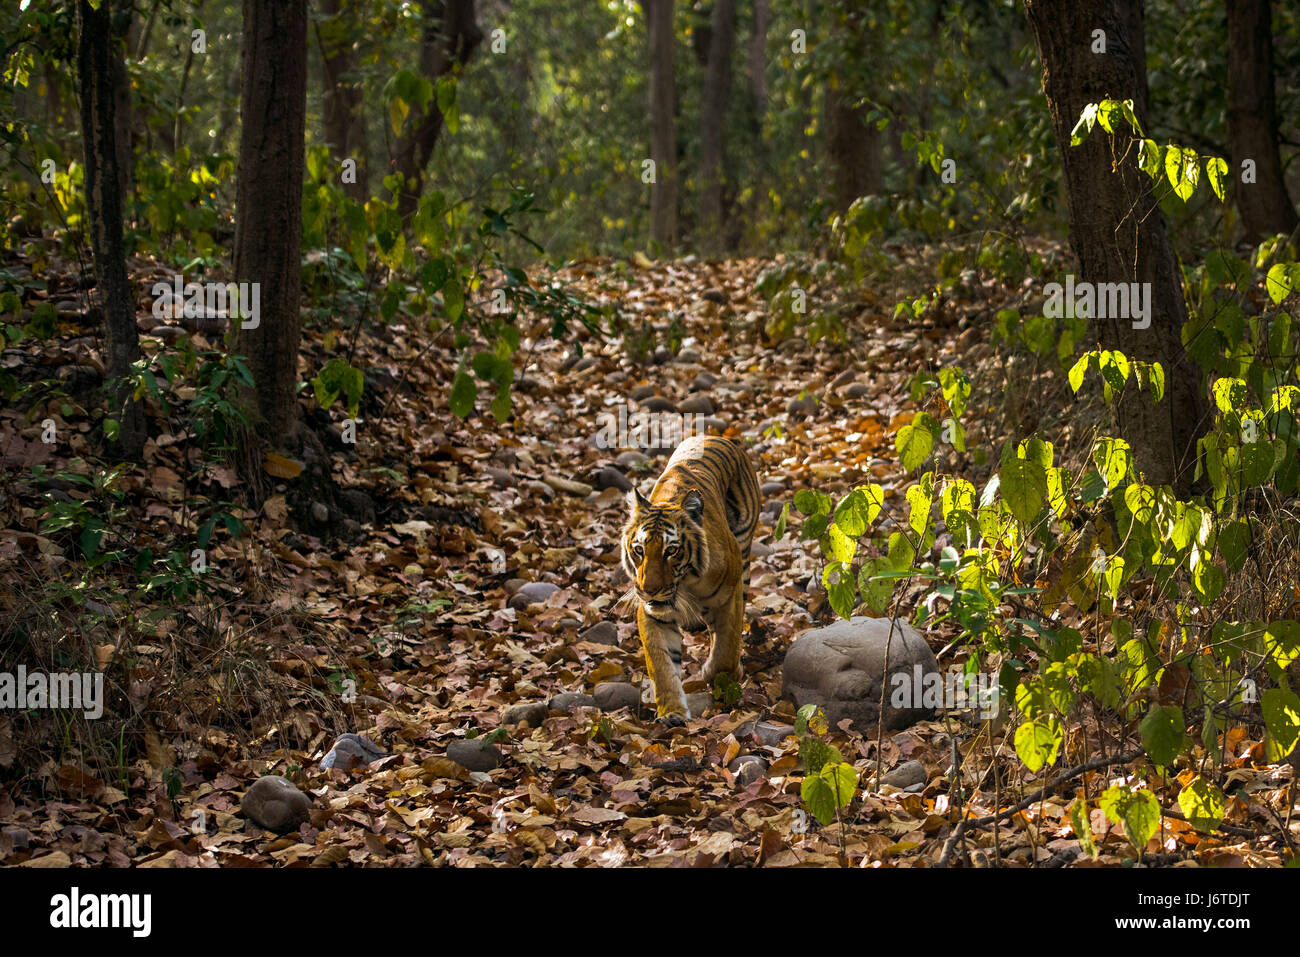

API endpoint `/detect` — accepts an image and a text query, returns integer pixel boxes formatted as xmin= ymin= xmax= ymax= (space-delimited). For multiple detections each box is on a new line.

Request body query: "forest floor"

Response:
xmin=0 ymin=250 xmax=1292 ymax=867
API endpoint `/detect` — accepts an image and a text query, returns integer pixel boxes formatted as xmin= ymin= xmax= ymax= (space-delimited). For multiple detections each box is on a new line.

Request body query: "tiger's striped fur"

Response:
xmin=620 ymin=435 xmax=761 ymax=725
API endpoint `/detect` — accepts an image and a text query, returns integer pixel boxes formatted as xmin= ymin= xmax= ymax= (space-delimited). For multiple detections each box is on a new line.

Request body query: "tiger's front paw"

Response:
xmin=655 ymin=710 xmax=689 ymax=727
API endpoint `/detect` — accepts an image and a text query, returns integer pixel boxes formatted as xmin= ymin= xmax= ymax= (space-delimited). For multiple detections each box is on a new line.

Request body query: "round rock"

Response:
xmin=781 ymin=616 xmax=940 ymax=731
xmin=579 ymin=622 xmax=620 ymax=645
xmin=320 ymin=733 xmax=386 ymax=771
xmin=447 ymin=738 xmax=503 ymax=772
xmin=508 ymin=581 xmax=561 ymax=609
xmin=593 ymin=681 xmax=641 ymax=712
xmin=503 ymin=701 xmax=549 ymax=727
xmin=549 ymin=692 xmax=598 ymax=712
xmin=241 ymin=775 xmax=312 ymax=832
xmin=880 ymin=759 xmax=928 ymax=790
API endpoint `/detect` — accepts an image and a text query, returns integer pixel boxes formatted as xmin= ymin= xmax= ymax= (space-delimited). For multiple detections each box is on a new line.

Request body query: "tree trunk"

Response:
xmin=1226 ymin=0 xmax=1298 ymax=243
xmin=824 ymin=80 xmax=882 ymax=213
xmin=748 ymin=0 xmax=769 ymax=118
xmin=77 ymin=0 xmax=144 ymax=459
xmin=1024 ymin=0 xmax=1209 ymax=492
xmin=647 ymin=0 xmax=678 ymax=247
xmin=391 ymin=0 xmax=482 ymax=220
xmin=698 ymin=0 xmax=736 ymax=254
xmin=234 ymin=0 xmax=308 ymax=447
xmin=318 ymin=0 xmax=368 ymax=202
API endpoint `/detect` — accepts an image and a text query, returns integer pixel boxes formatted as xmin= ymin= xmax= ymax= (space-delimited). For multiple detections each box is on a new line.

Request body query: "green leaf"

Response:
xmin=449 ymin=367 xmax=477 ymax=418
xmin=1266 ymin=263 xmax=1295 ymax=304
xmin=1177 ymin=777 xmax=1225 ymax=834
xmin=801 ymin=761 xmax=857 ymax=826
xmin=1262 ymin=687 xmax=1300 ymax=762
xmin=1264 ymin=620 xmax=1300 ymax=670
xmin=773 ymin=502 xmax=789 ymax=540
xmin=799 ymin=736 xmax=841 ymax=776
xmin=1014 ymin=717 xmax=1062 ymax=772
xmin=896 ymin=421 xmax=934 ymax=472
xmin=1099 ymin=785 xmax=1161 ymax=850
xmin=822 ymin=561 xmax=857 ymax=618
xmin=1139 ymin=704 xmax=1185 ymax=767
xmin=1001 ymin=457 xmax=1047 ymax=525
xmin=1217 ymin=520 xmax=1249 ymax=573
xmin=1164 ymin=146 xmax=1198 ymax=202
xmin=1205 ymin=157 xmax=1228 ymax=202
xmin=794 ymin=489 xmax=832 ymax=516
xmin=1070 ymin=800 xmax=1098 ymax=859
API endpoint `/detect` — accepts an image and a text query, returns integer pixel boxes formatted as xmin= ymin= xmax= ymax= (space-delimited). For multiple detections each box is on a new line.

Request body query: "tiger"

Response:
xmin=620 ymin=434 xmax=761 ymax=726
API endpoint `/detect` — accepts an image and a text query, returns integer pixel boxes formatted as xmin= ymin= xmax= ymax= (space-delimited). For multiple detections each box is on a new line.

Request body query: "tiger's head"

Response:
xmin=621 ymin=487 xmax=704 ymax=615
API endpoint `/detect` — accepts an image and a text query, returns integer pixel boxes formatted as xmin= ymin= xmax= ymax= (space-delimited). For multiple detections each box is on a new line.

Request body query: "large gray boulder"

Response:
xmin=781 ymin=617 xmax=939 ymax=731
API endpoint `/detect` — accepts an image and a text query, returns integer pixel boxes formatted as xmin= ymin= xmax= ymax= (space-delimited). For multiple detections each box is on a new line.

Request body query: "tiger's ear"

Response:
xmin=628 ymin=487 xmax=651 ymax=513
xmin=681 ymin=489 xmax=704 ymax=523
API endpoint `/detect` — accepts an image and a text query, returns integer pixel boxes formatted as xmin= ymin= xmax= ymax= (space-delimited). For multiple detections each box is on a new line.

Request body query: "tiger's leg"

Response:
xmin=700 ymin=586 xmax=744 ymax=686
xmin=638 ymin=605 xmax=690 ymax=725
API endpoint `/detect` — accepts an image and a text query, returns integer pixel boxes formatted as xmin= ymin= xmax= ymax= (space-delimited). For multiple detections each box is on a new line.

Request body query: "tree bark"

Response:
xmin=1226 ymin=0 xmax=1298 ymax=243
xmin=698 ymin=0 xmax=736 ymax=254
xmin=390 ymin=0 xmax=482 ymax=220
xmin=234 ymin=0 xmax=308 ymax=447
xmin=318 ymin=0 xmax=368 ymax=202
xmin=1023 ymin=0 xmax=1209 ymax=492
xmin=646 ymin=0 xmax=678 ymax=247
xmin=77 ymin=0 xmax=144 ymax=459
xmin=825 ymin=80 xmax=882 ymax=213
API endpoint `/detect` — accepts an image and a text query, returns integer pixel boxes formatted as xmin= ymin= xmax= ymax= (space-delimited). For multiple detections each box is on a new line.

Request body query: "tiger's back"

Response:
xmin=650 ymin=435 xmax=760 ymax=554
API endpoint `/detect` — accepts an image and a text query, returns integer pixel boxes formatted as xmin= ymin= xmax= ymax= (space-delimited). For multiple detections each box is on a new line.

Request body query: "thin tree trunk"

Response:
xmin=1024 ymin=0 xmax=1209 ymax=492
xmin=698 ymin=0 xmax=736 ymax=254
xmin=825 ymin=80 xmax=882 ymax=212
xmin=391 ymin=0 xmax=482 ymax=220
xmin=318 ymin=0 xmax=367 ymax=202
xmin=1226 ymin=0 xmax=1298 ymax=243
xmin=77 ymin=0 xmax=144 ymax=459
xmin=647 ymin=0 xmax=678 ymax=247
xmin=234 ymin=0 xmax=308 ymax=446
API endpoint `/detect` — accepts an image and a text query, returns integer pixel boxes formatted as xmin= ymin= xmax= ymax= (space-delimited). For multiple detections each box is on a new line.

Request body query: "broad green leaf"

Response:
xmin=801 ymin=761 xmax=857 ymax=826
xmin=1014 ymin=717 xmax=1062 ymax=772
xmin=1099 ymin=785 xmax=1161 ymax=850
xmin=1218 ymin=520 xmax=1249 ymax=572
xmin=1267 ymin=263 xmax=1295 ymax=304
xmin=1177 ymin=777 xmax=1225 ymax=834
xmin=1262 ymin=687 xmax=1300 ymax=763
xmin=1001 ymin=457 xmax=1047 ymax=525
xmin=1265 ymin=620 xmax=1300 ymax=670
xmin=1139 ymin=704 xmax=1185 ymax=766
xmin=449 ymin=367 xmax=476 ymax=417
xmin=896 ymin=421 xmax=934 ymax=472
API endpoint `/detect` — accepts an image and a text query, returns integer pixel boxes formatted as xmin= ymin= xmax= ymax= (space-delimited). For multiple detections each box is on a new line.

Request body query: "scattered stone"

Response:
xmin=677 ymin=394 xmax=714 ymax=415
xmin=786 ymin=394 xmax=817 ymax=417
xmin=880 ymin=760 xmax=928 ymax=790
xmin=750 ymin=541 xmax=772 ymax=558
xmin=593 ymin=681 xmax=641 ymax=712
xmin=702 ymin=288 xmax=727 ymax=304
xmin=580 ymin=621 xmax=620 ymax=645
xmin=616 ymin=450 xmax=650 ymax=470
xmin=844 ymin=382 xmax=872 ymax=399
xmin=524 ymin=480 xmax=554 ymax=500
xmin=508 ymin=581 xmax=561 ymax=608
xmin=572 ymin=355 xmax=599 ymax=372
xmin=629 ymin=384 xmax=658 ymax=400
xmin=830 ymin=368 xmax=857 ymax=388
xmin=503 ymin=702 xmax=548 ymax=727
xmin=549 ymin=692 xmax=598 ymax=712
xmin=484 ymin=467 xmax=515 ymax=488
xmin=591 ymin=467 xmax=633 ymax=492
xmin=686 ymin=691 xmax=716 ymax=717
xmin=781 ymin=616 xmax=940 ymax=731
xmin=675 ymin=348 xmax=703 ymax=363
xmin=699 ymin=416 xmax=728 ymax=432
xmin=310 ymin=502 xmax=329 ymax=523
xmin=447 ymin=738 xmax=503 ymax=772
xmin=555 ymin=618 xmax=581 ymax=631
xmin=760 ymin=481 xmax=785 ymax=496
xmin=691 ymin=371 xmax=718 ymax=391
xmin=503 ymin=578 xmax=528 ymax=595
xmin=728 ymin=755 xmax=766 ymax=786
xmin=735 ymin=721 xmax=794 ymax=748
xmin=241 ymin=775 xmax=312 ymax=832
xmin=543 ymin=474 xmax=593 ymax=497
xmin=320 ymin=733 xmax=386 ymax=771
xmin=639 ymin=395 xmax=676 ymax=413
